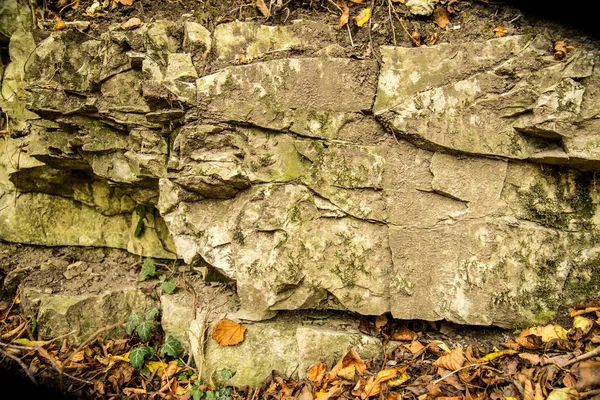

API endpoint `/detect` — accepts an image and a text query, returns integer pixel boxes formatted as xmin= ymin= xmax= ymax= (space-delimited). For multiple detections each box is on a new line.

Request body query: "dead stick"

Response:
xmin=582 ymin=389 xmax=600 ymax=399
xmin=64 ymin=318 xmax=126 ymax=365
xmin=432 ymin=362 xmax=488 ymax=385
xmin=392 ymin=9 xmax=420 ymax=47
xmin=387 ymin=0 xmax=397 ymax=46
xmin=563 ymin=345 xmax=600 ymax=367
xmin=0 ymin=347 xmax=37 ymax=384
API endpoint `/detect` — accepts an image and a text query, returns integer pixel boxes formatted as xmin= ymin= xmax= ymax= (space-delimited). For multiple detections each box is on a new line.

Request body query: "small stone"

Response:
xmin=405 ymin=0 xmax=435 ymax=16
xmin=43 ymin=288 xmax=53 ymax=294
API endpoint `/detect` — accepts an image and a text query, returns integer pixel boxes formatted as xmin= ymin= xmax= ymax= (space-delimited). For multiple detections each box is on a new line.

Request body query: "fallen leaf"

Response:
xmin=563 ymin=373 xmax=577 ymax=387
xmin=524 ymin=379 xmax=534 ymax=400
xmin=121 ymin=17 xmax=142 ymax=30
xmin=163 ymin=360 xmax=180 ymax=379
xmin=298 ymin=385 xmax=314 ymax=400
xmin=375 ymin=314 xmax=389 ymax=329
xmin=329 ymin=348 xmax=366 ymax=379
xmin=70 ymin=351 xmax=85 ymax=362
xmin=554 ymin=40 xmax=568 ymax=60
xmin=494 ymin=26 xmax=508 ymax=37
xmin=520 ymin=324 xmax=568 ymax=343
xmin=572 ymin=316 xmax=594 ymax=335
xmin=546 ymin=387 xmax=579 ymax=400
xmin=236 ymin=54 xmax=248 ymax=64
xmin=478 ymin=349 xmax=517 ymax=362
xmin=430 ymin=33 xmax=438 ymax=46
xmin=391 ymin=325 xmax=416 ymax=341
xmin=211 ymin=318 xmax=246 ymax=346
xmin=337 ymin=0 xmax=350 ymax=29
xmin=571 ymin=306 xmax=600 ymax=317
xmin=435 ymin=348 xmax=465 ymax=371
xmin=515 ymin=334 xmax=543 ymax=350
xmin=337 ymin=365 xmax=356 ymax=381
xmin=123 ymin=388 xmax=146 ymax=395
xmin=353 ymin=8 xmax=371 ymax=27
xmin=411 ymin=31 xmax=421 ymax=46
xmin=115 ymin=0 xmax=133 ymax=5
xmin=317 ymin=384 xmax=343 ymax=400
xmin=405 ymin=340 xmax=425 ymax=355
xmin=254 ymin=0 xmax=270 ymax=18
xmin=388 ymin=370 xmax=410 ymax=387
xmin=434 ymin=6 xmax=450 ymax=28
xmin=573 ymin=360 xmax=600 ymax=391
xmin=308 ymin=363 xmax=327 ymax=383
xmin=349 ymin=0 xmax=366 ymax=3
xmin=146 ymin=360 xmax=168 ymax=374
xmin=362 ymin=367 xmax=407 ymax=398
xmin=52 ymin=20 xmax=66 ymax=31
xmin=518 ymin=352 xmax=542 ymax=366
xmin=387 ymin=393 xmax=402 ymax=400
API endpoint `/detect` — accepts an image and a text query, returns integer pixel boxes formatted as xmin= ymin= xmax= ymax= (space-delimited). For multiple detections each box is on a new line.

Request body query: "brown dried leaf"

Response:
xmin=329 ymin=348 xmax=366 ymax=379
xmin=297 ymin=385 xmax=313 ymax=400
xmin=573 ymin=360 xmax=600 ymax=391
xmin=337 ymin=365 xmax=356 ymax=381
xmin=563 ymin=373 xmax=577 ymax=387
xmin=411 ymin=31 xmax=421 ymax=46
xmin=554 ymin=40 xmax=568 ymax=60
xmin=430 ymin=33 xmax=438 ymax=46
xmin=115 ymin=0 xmax=133 ymax=5
xmin=391 ymin=325 xmax=416 ymax=341
xmin=121 ymin=17 xmax=142 ymax=30
xmin=254 ymin=0 xmax=270 ymax=18
xmin=434 ymin=6 xmax=450 ymax=28
xmin=518 ymin=352 xmax=542 ymax=366
xmin=524 ymin=379 xmax=534 ymax=400
xmin=405 ymin=340 xmax=425 ymax=355
xmin=211 ymin=318 xmax=246 ymax=346
xmin=435 ymin=348 xmax=465 ymax=371
xmin=52 ymin=20 xmax=66 ymax=31
xmin=494 ymin=26 xmax=508 ymax=37
xmin=521 ymin=324 xmax=568 ymax=342
xmin=337 ymin=0 xmax=350 ymax=29
xmin=307 ymin=362 xmax=327 ymax=383
xmin=375 ymin=314 xmax=389 ymax=329
xmin=515 ymin=334 xmax=543 ymax=350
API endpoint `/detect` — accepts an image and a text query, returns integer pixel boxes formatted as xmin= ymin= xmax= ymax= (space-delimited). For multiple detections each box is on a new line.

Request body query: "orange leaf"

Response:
xmin=430 ymin=33 xmax=438 ymax=46
xmin=494 ymin=26 xmax=508 ymax=37
xmin=211 ymin=318 xmax=246 ymax=346
xmin=329 ymin=348 xmax=366 ymax=379
xmin=254 ymin=0 xmax=270 ymax=19
xmin=433 ymin=6 xmax=450 ymax=28
xmin=391 ymin=325 xmax=415 ymax=341
xmin=362 ymin=367 xmax=407 ymax=398
xmin=307 ymin=362 xmax=327 ymax=383
xmin=115 ymin=0 xmax=133 ymax=5
xmin=405 ymin=340 xmax=425 ymax=355
xmin=337 ymin=0 xmax=350 ymax=29
xmin=434 ymin=348 xmax=465 ymax=371
xmin=52 ymin=20 xmax=66 ymax=31
xmin=554 ymin=40 xmax=568 ymax=60
xmin=121 ymin=17 xmax=142 ymax=30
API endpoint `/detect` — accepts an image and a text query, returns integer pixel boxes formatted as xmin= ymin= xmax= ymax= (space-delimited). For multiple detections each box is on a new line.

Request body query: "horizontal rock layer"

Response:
xmin=2 ymin=17 xmax=600 ymax=328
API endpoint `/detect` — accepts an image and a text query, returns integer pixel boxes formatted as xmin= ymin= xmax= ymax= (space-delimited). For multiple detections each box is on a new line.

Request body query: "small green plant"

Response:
xmin=129 ymin=346 xmax=155 ymax=369
xmin=160 ymin=335 xmax=184 ymax=358
xmin=134 ymin=204 xmax=148 ymax=238
xmin=188 ymin=368 xmax=236 ymax=400
xmin=125 ymin=308 xmax=160 ymax=342
xmin=138 ymin=258 xmax=178 ymax=293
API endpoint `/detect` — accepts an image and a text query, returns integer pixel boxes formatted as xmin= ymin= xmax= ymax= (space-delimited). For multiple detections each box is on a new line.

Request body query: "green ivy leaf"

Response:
xmin=136 ymin=321 xmax=155 ymax=342
xmin=161 ymin=278 xmax=177 ymax=294
xmin=145 ymin=308 xmax=160 ymax=321
xmin=219 ymin=368 xmax=236 ymax=382
xmin=160 ymin=335 xmax=184 ymax=358
xmin=191 ymin=387 xmax=205 ymax=400
xmin=205 ymin=391 xmax=216 ymax=400
xmin=159 ymin=274 xmax=166 ymax=282
xmin=124 ymin=320 xmax=138 ymax=336
xmin=129 ymin=346 xmax=155 ymax=369
xmin=139 ymin=258 xmax=156 ymax=281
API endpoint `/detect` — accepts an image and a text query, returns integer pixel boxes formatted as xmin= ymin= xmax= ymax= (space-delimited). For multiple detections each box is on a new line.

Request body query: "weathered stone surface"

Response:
xmin=1 ymin=18 xmax=600 ymax=330
xmin=375 ymin=35 xmax=600 ymax=169
xmin=191 ymin=316 xmax=382 ymax=387
xmin=0 ymin=0 xmax=35 ymax=43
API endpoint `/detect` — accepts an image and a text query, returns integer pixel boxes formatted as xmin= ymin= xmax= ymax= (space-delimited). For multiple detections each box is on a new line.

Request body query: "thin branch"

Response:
xmin=0 ymin=346 xmax=37 ymax=384
xmin=563 ymin=345 xmax=600 ymax=367
xmin=391 ymin=8 xmax=420 ymax=47
xmin=387 ymin=0 xmax=397 ymax=46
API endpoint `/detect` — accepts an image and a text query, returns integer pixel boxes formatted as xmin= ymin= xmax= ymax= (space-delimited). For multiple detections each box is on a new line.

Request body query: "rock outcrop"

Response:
xmin=2 ymin=15 xmax=600 ymax=331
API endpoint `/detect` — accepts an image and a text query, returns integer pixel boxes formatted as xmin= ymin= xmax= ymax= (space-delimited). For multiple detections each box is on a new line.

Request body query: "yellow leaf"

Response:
xmin=13 ymin=338 xmax=47 ymax=347
xmin=520 ymin=324 xmax=568 ymax=343
xmin=329 ymin=348 xmax=366 ymax=379
xmin=362 ymin=367 xmax=407 ymax=398
xmin=494 ymin=26 xmax=508 ymax=37
xmin=211 ymin=318 xmax=246 ymax=346
xmin=52 ymin=20 xmax=66 ymax=31
xmin=572 ymin=316 xmax=594 ymax=335
xmin=478 ymin=349 xmax=517 ymax=362
xmin=337 ymin=365 xmax=355 ymax=381
xmin=146 ymin=361 xmax=168 ymax=374
xmin=353 ymin=8 xmax=371 ymax=27
xmin=388 ymin=371 xmax=410 ymax=387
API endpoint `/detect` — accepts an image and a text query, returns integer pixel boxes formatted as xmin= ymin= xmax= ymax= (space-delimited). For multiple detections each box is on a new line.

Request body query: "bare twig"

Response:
xmin=391 ymin=8 xmax=420 ymax=47
xmin=432 ymin=362 xmax=488 ymax=385
xmin=0 ymin=346 xmax=37 ymax=384
xmin=582 ymin=389 xmax=600 ymax=399
xmin=387 ymin=0 xmax=397 ymax=46
xmin=563 ymin=345 xmax=600 ymax=367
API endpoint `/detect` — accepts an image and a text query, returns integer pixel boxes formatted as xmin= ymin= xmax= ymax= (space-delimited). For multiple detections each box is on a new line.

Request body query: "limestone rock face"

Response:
xmin=1 ymin=16 xmax=600 ymax=328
